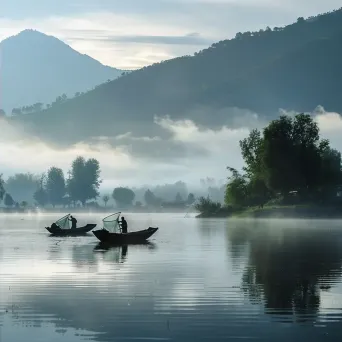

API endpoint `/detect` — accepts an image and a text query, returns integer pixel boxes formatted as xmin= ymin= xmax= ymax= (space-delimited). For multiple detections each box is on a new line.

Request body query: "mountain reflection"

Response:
xmin=228 ymin=220 xmax=342 ymax=321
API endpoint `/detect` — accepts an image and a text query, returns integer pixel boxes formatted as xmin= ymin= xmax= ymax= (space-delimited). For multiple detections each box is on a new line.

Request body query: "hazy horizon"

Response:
xmin=1 ymin=106 xmax=341 ymax=191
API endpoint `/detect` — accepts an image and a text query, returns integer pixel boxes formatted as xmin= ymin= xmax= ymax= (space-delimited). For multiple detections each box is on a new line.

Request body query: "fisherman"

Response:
xmin=69 ymin=215 xmax=78 ymax=229
xmin=120 ymin=216 xmax=128 ymax=234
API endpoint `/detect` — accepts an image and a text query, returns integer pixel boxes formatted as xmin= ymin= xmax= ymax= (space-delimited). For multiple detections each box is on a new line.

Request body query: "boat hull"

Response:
xmin=93 ymin=227 xmax=158 ymax=244
xmin=46 ymin=224 xmax=97 ymax=236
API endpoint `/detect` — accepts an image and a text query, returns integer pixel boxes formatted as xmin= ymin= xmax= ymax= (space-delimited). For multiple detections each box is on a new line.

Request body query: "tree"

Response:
xmin=5 ymin=173 xmax=39 ymax=203
xmin=239 ymin=129 xmax=263 ymax=178
xmin=34 ymin=187 xmax=48 ymax=207
xmin=21 ymin=201 xmax=28 ymax=208
xmin=102 ymin=194 xmax=110 ymax=207
xmin=4 ymin=193 xmax=14 ymax=207
xmin=67 ymin=157 xmax=101 ymax=206
xmin=187 ymin=193 xmax=196 ymax=205
xmin=261 ymin=114 xmax=322 ymax=197
xmin=46 ymin=167 xmax=66 ymax=207
xmin=225 ymin=168 xmax=248 ymax=207
xmin=144 ymin=189 xmax=160 ymax=206
xmin=112 ymin=187 xmax=135 ymax=207
xmin=0 ymin=174 xmax=5 ymax=202
xmin=0 ymin=109 xmax=5 ymax=117
xmin=175 ymin=192 xmax=183 ymax=203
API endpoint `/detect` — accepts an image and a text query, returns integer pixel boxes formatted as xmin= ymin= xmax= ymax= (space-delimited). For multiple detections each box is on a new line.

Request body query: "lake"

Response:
xmin=1 ymin=213 xmax=342 ymax=341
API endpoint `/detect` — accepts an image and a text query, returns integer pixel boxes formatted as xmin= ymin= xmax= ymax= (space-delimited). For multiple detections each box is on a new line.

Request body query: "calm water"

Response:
xmin=1 ymin=213 xmax=342 ymax=341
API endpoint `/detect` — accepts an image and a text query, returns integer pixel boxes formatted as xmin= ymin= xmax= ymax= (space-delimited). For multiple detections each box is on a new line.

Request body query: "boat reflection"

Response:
xmin=93 ymin=241 xmax=156 ymax=263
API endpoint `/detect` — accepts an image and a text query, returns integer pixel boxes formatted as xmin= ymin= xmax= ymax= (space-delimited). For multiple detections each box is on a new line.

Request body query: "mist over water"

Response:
xmin=1 ymin=214 xmax=342 ymax=341
xmin=1 ymin=106 xmax=342 ymax=189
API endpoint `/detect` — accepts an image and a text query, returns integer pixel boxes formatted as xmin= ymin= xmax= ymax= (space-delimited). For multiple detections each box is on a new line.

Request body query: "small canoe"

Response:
xmin=93 ymin=227 xmax=158 ymax=244
xmin=46 ymin=224 xmax=97 ymax=236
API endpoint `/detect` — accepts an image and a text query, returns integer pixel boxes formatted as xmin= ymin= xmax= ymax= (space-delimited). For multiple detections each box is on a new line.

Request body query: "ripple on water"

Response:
xmin=1 ymin=214 xmax=342 ymax=341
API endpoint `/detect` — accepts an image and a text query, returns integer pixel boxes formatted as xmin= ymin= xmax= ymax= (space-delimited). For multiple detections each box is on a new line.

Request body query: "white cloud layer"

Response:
xmin=1 ymin=106 xmax=342 ymax=190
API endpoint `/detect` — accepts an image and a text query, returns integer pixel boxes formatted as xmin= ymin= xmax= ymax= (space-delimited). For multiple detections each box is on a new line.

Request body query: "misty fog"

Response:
xmin=0 ymin=105 xmax=341 ymax=194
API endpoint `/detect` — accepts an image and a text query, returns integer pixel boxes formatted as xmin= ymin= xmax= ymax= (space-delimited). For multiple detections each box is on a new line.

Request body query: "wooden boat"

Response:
xmin=46 ymin=224 xmax=97 ymax=236
xmin=92 ymin=212 xmax=158 ymax=244
xmin=45 ymin=213 xmax=96 ymax=236
xmin=93 ymin=227 xmax=158 ymax=244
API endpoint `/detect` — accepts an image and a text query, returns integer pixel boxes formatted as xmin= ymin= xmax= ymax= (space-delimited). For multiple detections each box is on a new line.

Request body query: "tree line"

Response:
xmin=225 ymin=113 xmax=342 ymax=208
xmin=0 ymin=161 xmax=208 ymax=209
xmin=0 ymin=156 xmax=101 ymax=208
xmin=104 ymin=187 xmax=196 ymax=209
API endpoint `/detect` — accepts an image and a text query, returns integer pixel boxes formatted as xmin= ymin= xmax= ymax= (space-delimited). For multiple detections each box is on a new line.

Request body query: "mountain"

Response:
xmin=10 ymin=8 xmax=342 ymax=143
xmin=0 ymin=29 xmax=122 ymax=112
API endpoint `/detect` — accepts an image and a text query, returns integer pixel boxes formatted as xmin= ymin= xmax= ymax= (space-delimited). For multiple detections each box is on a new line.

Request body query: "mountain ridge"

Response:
xmin=9 ymin=7 xmax=342 ymax=143
xmin=0 ymin=29 xmax=123 ymax=112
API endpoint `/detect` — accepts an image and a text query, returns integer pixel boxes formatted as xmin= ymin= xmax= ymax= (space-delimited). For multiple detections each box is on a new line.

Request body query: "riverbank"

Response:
xmin=196 ymin=205 xmax=342 ymax=219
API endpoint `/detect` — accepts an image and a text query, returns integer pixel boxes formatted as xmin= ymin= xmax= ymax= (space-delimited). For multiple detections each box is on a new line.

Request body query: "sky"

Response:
xmin=0 ymin=0 xmax=341 ymax=69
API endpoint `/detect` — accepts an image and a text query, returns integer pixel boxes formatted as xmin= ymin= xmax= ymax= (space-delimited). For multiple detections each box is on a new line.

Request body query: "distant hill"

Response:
xmin=11 ymin=8 xmax=342 ymax=143
xmin=0 ymin=29 xmax=122 ymax=112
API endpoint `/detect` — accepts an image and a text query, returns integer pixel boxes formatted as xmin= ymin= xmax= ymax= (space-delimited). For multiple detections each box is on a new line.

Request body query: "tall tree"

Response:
xmin=144 ymin=189 xmax=160 ymax=206
xmin=33 ymin=174 xmax=48 ymax=207
xmin=0 ymin=174 xmax=5 ymax=202
xmin=46 ymin=167 xmax=66 ymax=207
xmin=225 ymin=168 xmax=248 ymax=207
xmin=102 ymin=194 xmax=110 ymax=207
xmin=187 ymin=193 xmax=196 ymax=205
xmin=67 ymin=157 xmax=101 ymax=206
xmin=4 ymin=193 xmax=14 ymax=207
xmin=112 ymin=187 xmax=135 ymax=207
xmin=5 ymin=173 xmax=39 ymax=203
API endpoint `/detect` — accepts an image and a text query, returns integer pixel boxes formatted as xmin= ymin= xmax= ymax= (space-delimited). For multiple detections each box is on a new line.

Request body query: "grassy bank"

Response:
xmin=197 ymin=204 xmax=342 ymax=219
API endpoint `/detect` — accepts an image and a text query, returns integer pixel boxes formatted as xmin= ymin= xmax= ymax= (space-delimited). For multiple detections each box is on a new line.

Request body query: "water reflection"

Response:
xmin=227 ymin=220 xmax=342 ymax=322
xmin=2 ymin=215 xmax=342 ymax=341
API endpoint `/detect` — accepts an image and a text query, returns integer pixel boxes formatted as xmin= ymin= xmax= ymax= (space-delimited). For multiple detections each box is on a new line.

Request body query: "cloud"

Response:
xmin=1 ymin=106 xmax=342 ymax=190
xmin=1 ymin=1 xmax=340 ymax=69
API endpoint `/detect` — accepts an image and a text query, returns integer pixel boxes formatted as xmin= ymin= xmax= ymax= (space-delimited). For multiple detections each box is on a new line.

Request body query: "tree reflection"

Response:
xmin=229 ymin=221 xmax=342 ymax=321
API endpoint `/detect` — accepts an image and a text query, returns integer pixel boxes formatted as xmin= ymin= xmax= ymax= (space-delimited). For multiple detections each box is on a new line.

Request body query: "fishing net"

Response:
xmin=103 ymin=212 xmax=121 ymax=233
xmin=55 ymin=214 xmax=71 ymax=230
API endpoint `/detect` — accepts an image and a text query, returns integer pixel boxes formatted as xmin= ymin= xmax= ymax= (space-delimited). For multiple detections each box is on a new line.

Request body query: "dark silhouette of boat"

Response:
xmin=45 ymin=214 xmax=96 ymax=236
xmin=92 ymin=212 xmax=158 ymax=244
xmin=93 ymin=227 xmax=158 ymax=244
xmin=46 ymin=224 xmax=97 ymax=236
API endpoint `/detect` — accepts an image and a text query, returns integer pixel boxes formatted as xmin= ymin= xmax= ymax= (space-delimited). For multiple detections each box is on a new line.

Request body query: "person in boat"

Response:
xmin=69 ymin=215 xmax=78 ymax=229
xmin=120 ymin=216 xmax=128 ymax=234
xmin=51 ymin=222 xmax=59 ymax=230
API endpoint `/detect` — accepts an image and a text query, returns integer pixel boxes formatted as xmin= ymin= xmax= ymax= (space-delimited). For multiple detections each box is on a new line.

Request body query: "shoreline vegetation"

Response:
xmin=195 ymin=113 xmax=342 ymax=220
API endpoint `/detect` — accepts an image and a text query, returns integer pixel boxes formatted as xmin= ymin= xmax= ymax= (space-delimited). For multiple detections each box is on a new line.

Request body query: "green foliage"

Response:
xmin=4 ymin=193 xmax=14 ymax=207
xmin=194 ymin=196 xmax=221 ymax=215
xmin=225 ymin=168 xmax=248 ymax=207
xmin=46 ymin=167 xmax=66 ymax=207
xmin=112 ymin=187 xmax=135 ymax=207
xmin=67 ymin=157 xmax=101 ymax=206
xmin=224 ymin=113 xmax=342 ymax=211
